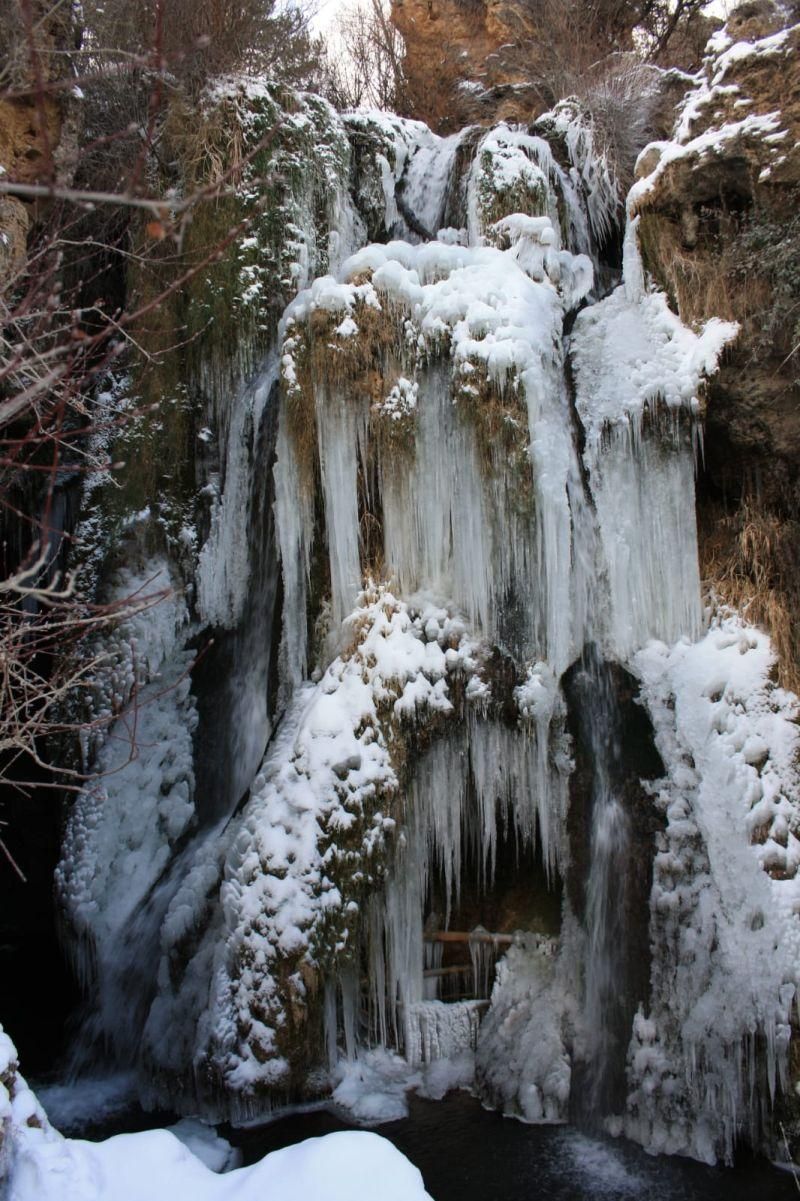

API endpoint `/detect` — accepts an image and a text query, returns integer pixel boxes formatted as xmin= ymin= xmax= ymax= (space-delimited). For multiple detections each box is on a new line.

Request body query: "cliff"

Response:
xmin=631 ymin=0 xmax=800 ymax=688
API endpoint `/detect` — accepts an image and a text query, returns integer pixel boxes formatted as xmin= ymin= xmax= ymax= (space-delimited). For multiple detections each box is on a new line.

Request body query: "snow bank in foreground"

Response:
xmin=2 ymin=1025 xmax=431 ymax=1201
xmin=7 ymin=1125 xmax=432 ymax=1201
xmin=2 ymin=1033 xmax=430 ymax=1201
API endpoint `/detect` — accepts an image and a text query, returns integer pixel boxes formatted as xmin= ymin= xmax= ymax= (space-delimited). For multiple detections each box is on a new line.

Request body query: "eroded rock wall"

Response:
xmin=631 ymin=1 xmax=800 ymax=688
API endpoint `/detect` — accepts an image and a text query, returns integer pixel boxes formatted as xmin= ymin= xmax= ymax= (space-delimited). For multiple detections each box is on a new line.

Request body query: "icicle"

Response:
xmin=316 ymin=387 xmax=366 ymax=636
xmin=274 ymin=404 xmax=315 ymax=693
xmin=404 ymin=1001 xmax=483 ymax=1067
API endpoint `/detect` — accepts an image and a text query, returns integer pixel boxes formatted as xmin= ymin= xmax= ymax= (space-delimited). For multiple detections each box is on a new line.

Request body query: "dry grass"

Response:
xmin=163 ymin=95 xmax=247 ymax=188
xmin=639 ymin=212 xmax=743 ymax=326
xmin=700 ymin=499 xmax=800 ymax=693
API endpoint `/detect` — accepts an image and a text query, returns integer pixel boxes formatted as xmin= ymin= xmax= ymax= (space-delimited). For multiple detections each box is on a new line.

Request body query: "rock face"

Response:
xmin=631 ymin=1 xmax=800 ymax=687
xmin=0 ymin=1 xmax=80 ymax=276
xmin=390 ymin=0 xmax=543 ymax=130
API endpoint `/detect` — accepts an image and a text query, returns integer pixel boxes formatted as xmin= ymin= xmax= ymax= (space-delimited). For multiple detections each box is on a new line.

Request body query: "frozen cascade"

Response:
xmin=399 ymin=128 xmax=470 ymax=238
xmin=49 ymin=82 xmax=800 ymax=1169
xmin=404 ymin=1001 xmax=484 ymax=1068
xmin=350 ymin=712 xmax=569 ymax=1059
xmin=194 ymin=356 xmax=282 ymax=818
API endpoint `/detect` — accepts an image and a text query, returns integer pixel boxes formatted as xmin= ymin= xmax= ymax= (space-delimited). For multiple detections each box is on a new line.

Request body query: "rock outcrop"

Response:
xmin=631 ymin=1 xmax=800 ymax=688
xmin=0 ymin=0 xmax=80 ymax=278
xmin=390 ymin=0 xmax=542 ymax=131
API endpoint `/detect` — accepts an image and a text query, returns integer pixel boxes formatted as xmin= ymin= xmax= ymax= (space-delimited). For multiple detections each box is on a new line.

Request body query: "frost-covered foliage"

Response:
xmin=466 ymin=109 xmax=619 ymax=271
xmin=624 ymin=616 xmax=800 ymax=1164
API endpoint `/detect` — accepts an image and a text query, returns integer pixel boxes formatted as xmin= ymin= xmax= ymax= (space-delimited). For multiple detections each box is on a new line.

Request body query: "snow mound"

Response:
xmin=9 ymin=1123 xmax=431 ymax=1201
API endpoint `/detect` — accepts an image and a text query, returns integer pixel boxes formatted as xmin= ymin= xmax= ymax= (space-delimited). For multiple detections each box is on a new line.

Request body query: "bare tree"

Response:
xmin=0 ymin=0 xmax=321 ymax=875
xmin=319 ymin=0 xmax=408 ymax=112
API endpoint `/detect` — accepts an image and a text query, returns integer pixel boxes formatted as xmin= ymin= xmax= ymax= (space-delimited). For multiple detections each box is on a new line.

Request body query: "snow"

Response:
xmin=476 ymin=934 xmax=573 ymax=1123
xmin=2 ymin=1025 xmax=430 ymax=1201
xmin=8 ymin=1120 xmax=432 ymax=1201
xmin=167 ymin=1119 xmax=243 ymax=1173
xmin=631 ymin=111 xmax=785 ymax=209
xmin=571 ymin=273 xmax=738 ymax=448
xmin=330 ymin=1041 xmax=475 ymax=1124
xmin=634 ymin=18 xmax=797 ymax=200
xmin=626 ymin=616 xmax=800 ymax=1162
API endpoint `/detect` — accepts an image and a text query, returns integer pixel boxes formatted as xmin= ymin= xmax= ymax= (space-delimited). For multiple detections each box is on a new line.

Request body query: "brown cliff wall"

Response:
xmin=390 ymin=0 xmax=542 ymax=131
xmin=632 ymin=2 xmax=800 ymax=687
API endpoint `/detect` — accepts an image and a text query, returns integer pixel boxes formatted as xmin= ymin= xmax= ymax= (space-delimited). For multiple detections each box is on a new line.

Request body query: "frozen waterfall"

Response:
xmin=54 ymin=94 xmax=800 ymax=1169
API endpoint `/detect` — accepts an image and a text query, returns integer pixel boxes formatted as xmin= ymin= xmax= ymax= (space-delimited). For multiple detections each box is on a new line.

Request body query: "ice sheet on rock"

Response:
xmin=197 ymin=360 xmax=276 ymax=629
xmin=533 ymin=101 xmax=620 ymax=250
xmin=316 ymin=390 xmax=365 ymax=634
xmin=626 ymin=617 xmax=800 ymax=1163
xmin=490 ymin=215 xmax=594 ymax=313
xmin=569 ymin=274 xmax=734 ymax=658
xmin=343 ymin=111 xmax=467 ymax=243
xmin=274 ymin=401 xmax=315 ymax=693
xmin=56 ymin=560 xmax=196 ymax=1007
xmin=584 ymin=422 xmax=703 ymax=659
xmin=570 ymin=282 xmax=737 ymax=449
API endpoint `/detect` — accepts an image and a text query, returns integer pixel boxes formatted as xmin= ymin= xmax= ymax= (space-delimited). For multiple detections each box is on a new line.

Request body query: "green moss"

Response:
xmin=92 ymin=83 xmax=356 ymax=584
xmin=475 ymin=146 xmax=550 ymax=234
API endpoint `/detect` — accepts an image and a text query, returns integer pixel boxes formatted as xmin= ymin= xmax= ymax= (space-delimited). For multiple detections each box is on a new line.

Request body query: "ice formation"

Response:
xmin=48 ymin=52 xmax=800 ymax=1172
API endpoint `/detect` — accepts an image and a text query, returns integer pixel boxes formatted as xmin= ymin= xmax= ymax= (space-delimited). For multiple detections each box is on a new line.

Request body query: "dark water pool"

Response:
xmin=35 ymin=1075 xmax=800 ymax=1200
xmin=229 ymin=1092 xmax=800 ymax=1201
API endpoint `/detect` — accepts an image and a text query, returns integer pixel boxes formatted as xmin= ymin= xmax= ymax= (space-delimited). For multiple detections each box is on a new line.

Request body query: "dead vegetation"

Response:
xmin=700 ymin=498 xmax=800 ymax=693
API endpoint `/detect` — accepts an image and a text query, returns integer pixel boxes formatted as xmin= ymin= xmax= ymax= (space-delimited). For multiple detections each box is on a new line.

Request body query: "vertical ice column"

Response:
xmin=316 ymin=388 xmax=366 ymax=635
xmin=588 ymin=420 xmax=702 ymax=661
xmin=274 ymin=405 xmax=315 ymax=692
